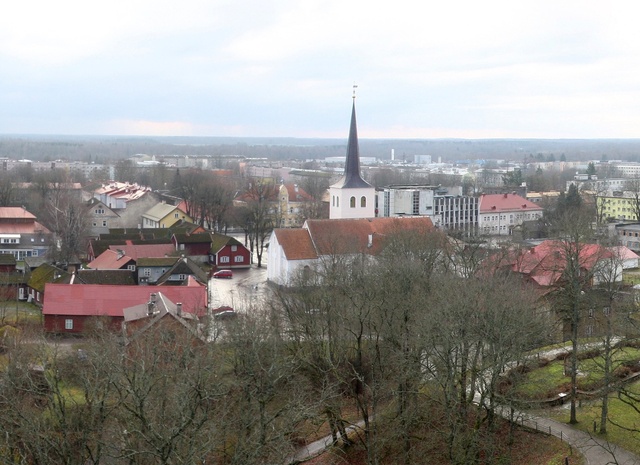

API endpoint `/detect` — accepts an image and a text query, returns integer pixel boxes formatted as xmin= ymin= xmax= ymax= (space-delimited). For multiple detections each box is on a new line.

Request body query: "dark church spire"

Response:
xmin=331 ymin=92 xmax=372 ymax=189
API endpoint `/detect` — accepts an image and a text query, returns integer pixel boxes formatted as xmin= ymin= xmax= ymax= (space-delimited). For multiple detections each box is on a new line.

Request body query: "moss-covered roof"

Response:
xmin=210 ymin=233 xmax=243 ymax=253
xmin=27 ymin=263 xmax=69 ymax=292
xmin=172 ymin=232 xmax=212 ymax=244
xmin=136 ymin=257 xmax=180 ymax=267
xmin=0 ymin=254 xmax=16 ymax=266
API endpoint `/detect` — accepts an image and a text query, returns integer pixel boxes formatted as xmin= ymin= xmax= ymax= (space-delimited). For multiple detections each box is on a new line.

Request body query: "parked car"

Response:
xmin=212 ymin=269 xmax=233 ymax=279
xmin=213 ymin=306 xmax=237 ymax=320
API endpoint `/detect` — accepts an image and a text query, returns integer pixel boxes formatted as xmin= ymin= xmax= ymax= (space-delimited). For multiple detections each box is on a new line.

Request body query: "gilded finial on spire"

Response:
xmin=352 ymin=83 xmax=358 ymax=100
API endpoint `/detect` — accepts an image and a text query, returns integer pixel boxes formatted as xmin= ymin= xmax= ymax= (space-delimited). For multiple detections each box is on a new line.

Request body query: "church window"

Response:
xmin=360 ymin=196 xmax=367 ymax=208
xmin=350 ymin=196 xmax=356 ymax=208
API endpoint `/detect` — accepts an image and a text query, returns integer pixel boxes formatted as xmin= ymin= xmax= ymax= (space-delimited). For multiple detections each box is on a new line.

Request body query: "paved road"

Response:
xmin=208 ymin=265 xmax=269 ymax=312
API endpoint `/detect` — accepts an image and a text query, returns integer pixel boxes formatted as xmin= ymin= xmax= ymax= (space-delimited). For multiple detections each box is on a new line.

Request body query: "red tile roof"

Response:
xmin=87 ymin=249 xmax=134 ymax=270
xmin=43 ymin=283 xmax=208 ymax=317
xmin=0 ymin=207 xmax=36 ymax=220
xmin=304 ymin=217 xmax=435 ymax=256
xmin=273 ymin=229 xmax=317 ymax=260
xmin=495 ymin=240 xmax=614 ymax=287
xmin=108 ymin=243 xmax=175 ymax=260
xmin=479 ymin=193 xmax=543 ymax=213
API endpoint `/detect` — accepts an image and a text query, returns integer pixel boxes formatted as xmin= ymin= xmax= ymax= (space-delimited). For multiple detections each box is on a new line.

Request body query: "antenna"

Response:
xmin=352 ymin=83 xmax=358 ymax=99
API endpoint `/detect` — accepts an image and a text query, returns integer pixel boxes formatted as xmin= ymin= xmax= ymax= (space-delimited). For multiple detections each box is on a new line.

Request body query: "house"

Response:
xmin=171 ymin=232 xmax=213 ymax=263
xmin=478 ymin=193 xmax=544 ymax=236
xmin=0 ymin=253 xmax=16 ymax=272
xmin=278 ymin=183 xmax=314 ymax=227
xmin=0 ymin=207 xmax=53 ymax=260
xmin=107 ymin=243 xmax=175 ymax=261
xmin=87 ymin=249 xmax=136 ymax=271
xmin=57 ymin=269 xmax=137 ymax=286
xmin=42 ymin=283 xmax=208 ymax=334
xmin=154 ymin=256 xmax=209 ymax=286
xmin=493 ymin=240 xmax=621 ymax=288
xmin=209 ymin=233 xmax=251 ymax=269
xmin=137 ymin=257 xmax=180 ymax=285
xmin=26 ymin=263 xmax=69 ymax=305
xmin=122 ymin=292 xmax=206 ymax=345
xmin=86 ymin=198 xmax=120 ymax=237
xmin=608 ymin=246 xmax=639 ymax=270
xmin=267 ymin=216 xmax=435 ymax=286
xmin=141 ymin=203 xmax=192 ymax=229
xmin=93 ymin=182 xmax=161 ymax=230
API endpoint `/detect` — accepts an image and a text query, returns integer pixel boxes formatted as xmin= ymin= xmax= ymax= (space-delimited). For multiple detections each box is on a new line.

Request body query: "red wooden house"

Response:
xmin=209 ymin=233 xmax=251 ymax=269
xmin=42 ymin=283 xmax=207 ymax=334
xmin=171 ymin=232 xmax=213 ymax=263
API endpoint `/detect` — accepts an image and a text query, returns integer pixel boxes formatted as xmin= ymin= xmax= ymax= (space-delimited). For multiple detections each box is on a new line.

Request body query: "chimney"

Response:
xmin=147 ymin=301 xmax=155 ymax=316
xmin=116 ymin=249 xmax=124 ymax=260
xmin=150 ymin=293 xmax=157 ymax=303
xmin=367 ymin=233 xmax=374 ymax=248
xmin=503 ymin=193 xmax=508 ymax=198
xmin=176 ymin=303 xmax=182 ymax=317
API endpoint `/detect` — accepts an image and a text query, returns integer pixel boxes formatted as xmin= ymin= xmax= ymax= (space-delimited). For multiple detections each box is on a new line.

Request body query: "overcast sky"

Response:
xmin=1 ymin=1 xmax=639 ymax=139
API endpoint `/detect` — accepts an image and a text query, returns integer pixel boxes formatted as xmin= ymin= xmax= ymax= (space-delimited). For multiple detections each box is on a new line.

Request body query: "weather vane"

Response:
xmin=352 ymin=83 xmax=358 ymax=99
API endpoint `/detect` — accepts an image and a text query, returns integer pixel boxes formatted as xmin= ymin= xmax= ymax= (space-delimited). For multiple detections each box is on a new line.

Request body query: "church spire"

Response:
xmin=331 ymin=92 xmax=372 ymax=189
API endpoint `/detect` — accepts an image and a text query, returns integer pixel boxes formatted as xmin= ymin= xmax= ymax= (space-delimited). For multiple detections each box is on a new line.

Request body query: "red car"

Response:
xmin=212 ymin=269 xmax=233 ymax=279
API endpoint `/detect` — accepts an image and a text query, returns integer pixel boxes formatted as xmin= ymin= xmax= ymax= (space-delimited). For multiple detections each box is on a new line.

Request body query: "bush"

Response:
xmin=614 ymin=366 xmax=633 ymax=379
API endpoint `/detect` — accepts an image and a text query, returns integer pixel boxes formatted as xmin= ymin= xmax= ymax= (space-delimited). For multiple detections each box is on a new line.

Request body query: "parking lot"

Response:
xmin=208 ymin=263 xmax=269 ymax=314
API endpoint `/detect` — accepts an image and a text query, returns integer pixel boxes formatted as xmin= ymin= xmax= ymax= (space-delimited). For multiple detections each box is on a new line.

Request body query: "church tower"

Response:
xmin=329 ymin=95 xmax=375 ymax=219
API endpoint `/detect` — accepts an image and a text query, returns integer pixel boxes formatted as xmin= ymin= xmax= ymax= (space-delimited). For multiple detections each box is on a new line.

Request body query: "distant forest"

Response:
xmin=2 ymin=135 xmax=640 ymax=163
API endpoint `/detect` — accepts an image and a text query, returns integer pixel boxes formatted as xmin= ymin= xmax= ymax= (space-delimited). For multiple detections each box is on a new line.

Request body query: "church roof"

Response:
xmin=330 ymin=100 xmax=372 ymax=189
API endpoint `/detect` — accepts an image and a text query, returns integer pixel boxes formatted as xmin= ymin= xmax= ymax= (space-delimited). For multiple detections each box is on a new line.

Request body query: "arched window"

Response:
xmin=332 ymin=195 xmax=335 ymax=207
xmin=360 ymin=196 xmax=367 ymax=208
xmin=350 ymin=196 xmax=356 ymax=208
xmin=336 ymin=197 xmax=339 ymax=207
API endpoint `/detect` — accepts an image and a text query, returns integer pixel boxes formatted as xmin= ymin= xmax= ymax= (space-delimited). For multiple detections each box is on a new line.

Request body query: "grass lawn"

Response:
xmin=547 ymin=380 xmax=640 ymax=456
xmin=514 ymin=347 xmax=640 ymax=400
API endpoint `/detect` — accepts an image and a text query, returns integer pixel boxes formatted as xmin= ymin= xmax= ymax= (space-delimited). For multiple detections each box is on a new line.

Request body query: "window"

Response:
xmin=143 ymin=268 xmax=151 ymax=277
xmin=220 ymin=256 xmax=230 ymax=263
xmin=603 ymin=306 xmax=611 ymax=316
xmin=93 ymin=222 xmax=97 ymax=227
xmin=179 ymin=244 xmax=185 ymax=250
xmin=337 ymin=197 xmax=339 ymax=207
xmin=95 ymin=208 xmax=104 ymax=214
xmin=234 ymin=255 xmax=244 ymax=263
xmin=350 ymin=196 xmax=356 ymax=208
xmin=588 ymin=307 xmax=594 ymax=318
xmin=174 ymin=212 xmax=179 ymax=218
xmin=32 ymin=250 xmax=38 ymax=257
xmin=361 ymin=196 xmax=367 ymax=208
xmin=231 ymin=245 xmax=237 ymax=252
xmin=178 ymin=274 xmax=187 ymax=280
xmin=127 ymin=265 xmax=136 ymax=271
xmin=65 ymin=319 xmax=73 ymax=330
xmin=102 ymin=221 xmax=107 ymax=227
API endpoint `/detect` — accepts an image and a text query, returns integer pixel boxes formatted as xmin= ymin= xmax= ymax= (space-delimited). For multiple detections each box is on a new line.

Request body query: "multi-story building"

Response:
xmin=0 ymin=207 xmax=53 ymax=259
xmin=598 ymin=192 xmax=639 ymax=221
xmin=478 ymin=193 xmax=544 ymax=236
xmin=376 ymin=185 xmax=478 ymax=234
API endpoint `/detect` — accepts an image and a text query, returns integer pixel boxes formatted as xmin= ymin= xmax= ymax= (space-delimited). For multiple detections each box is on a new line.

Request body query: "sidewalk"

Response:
xmin=520 ymin=413 xmax=640 ymax=465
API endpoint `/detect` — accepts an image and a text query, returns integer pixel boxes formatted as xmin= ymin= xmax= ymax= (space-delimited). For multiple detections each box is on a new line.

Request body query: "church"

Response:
xmin=266 ymin=96 xmax=435 ymax=286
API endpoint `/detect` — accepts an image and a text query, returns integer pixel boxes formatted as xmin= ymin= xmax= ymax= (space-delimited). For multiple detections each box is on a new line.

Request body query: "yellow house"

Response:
xmin=142 ymin=203 xmax=193 ymax=228
xmin=598 ymin=194 xmax=639 ymax=221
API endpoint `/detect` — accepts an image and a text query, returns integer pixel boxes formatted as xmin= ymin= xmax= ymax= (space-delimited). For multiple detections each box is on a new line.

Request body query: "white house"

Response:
xmin=478 ymin=193 xmax=544 ymax=235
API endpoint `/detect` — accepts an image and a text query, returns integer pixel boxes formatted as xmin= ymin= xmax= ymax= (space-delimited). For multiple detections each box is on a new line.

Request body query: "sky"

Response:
xmin=1 ymin=1 xmax=640 ymax=139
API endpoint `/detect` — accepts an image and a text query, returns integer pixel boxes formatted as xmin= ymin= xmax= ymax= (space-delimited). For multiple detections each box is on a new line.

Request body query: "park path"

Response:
xmin=289 ymin=341 xmax=640 ymax=464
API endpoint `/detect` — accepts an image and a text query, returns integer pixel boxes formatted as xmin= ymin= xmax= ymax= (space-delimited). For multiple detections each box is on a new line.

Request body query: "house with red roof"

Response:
xmin=42 ymin=283 xmax=207 ymax=334
xmin=496 ymin=240 xmax=620 ymax=288
xmin=267 ymin=216 xmax=436 ymax=285
xmin=478 ymin=193 xmax=544 ymax=236
xmin=0 ymin=207 xmax=53 ymax=260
